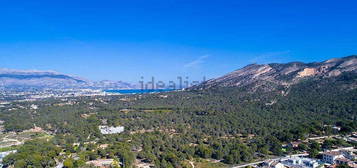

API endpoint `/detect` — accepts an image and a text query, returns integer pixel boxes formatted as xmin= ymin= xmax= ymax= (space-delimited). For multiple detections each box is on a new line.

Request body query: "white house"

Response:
xmin=282 ymin=157 xmax=321 ymax=168
xmin=263 ymin=160 xmax=286 ymax=168
xmin=99 ymin=125 xmax=124 ymax=134
xmin=322 ymin=151 xmax=343 ymax=164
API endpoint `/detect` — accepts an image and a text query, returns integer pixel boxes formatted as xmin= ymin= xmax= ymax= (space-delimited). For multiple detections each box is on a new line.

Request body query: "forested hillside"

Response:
xmin=1 ymin=56 xmax=357 ymax=167
xmin=0 ymin=69 xmax=356 ymax=167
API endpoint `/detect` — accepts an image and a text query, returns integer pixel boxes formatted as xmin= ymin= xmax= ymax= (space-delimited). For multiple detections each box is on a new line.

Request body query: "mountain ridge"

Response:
xmin=190 ymin=55 xmax=357 ymax=91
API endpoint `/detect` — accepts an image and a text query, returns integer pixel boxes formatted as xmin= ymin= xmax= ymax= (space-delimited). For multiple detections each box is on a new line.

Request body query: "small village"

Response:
xmin=235 ymin=131 xmax=357 ymax=168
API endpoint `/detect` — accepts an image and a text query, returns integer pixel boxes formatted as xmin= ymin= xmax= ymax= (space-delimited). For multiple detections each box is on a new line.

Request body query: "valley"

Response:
xmin=0 ymin=56 xmax=356 ymax=168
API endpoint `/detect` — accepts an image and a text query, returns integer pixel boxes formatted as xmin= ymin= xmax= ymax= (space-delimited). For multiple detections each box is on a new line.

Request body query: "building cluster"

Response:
xmin=261 ymin=157 xmax=323 ymax=168
xmin=322 ymin=149 xmax=357 ymax=168
xmin=0 ymin=88 xmax=114 ymax=102
xmin=259 ymin=148 xmax=357 ymax=168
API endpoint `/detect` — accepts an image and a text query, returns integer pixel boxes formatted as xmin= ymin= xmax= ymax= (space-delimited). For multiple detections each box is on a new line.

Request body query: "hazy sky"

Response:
xmin=1 ymin=0 xmax=357 ymax=83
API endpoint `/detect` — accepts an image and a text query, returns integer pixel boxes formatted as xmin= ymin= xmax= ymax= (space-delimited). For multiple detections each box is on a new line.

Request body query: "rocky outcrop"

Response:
xmin=297 ymin=68 xmax=317 ymax=77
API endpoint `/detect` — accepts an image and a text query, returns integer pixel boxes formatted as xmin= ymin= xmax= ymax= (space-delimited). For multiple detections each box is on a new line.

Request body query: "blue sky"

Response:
xmin=0 ymin=0 xmax=357 ymax=83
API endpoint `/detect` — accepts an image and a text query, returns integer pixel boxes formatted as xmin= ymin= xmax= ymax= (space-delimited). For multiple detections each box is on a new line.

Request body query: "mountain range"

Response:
xmin=1 ymin=55 xmax=357 ymax=91
xmin=0 ymin=68 xmax=134 ymax=90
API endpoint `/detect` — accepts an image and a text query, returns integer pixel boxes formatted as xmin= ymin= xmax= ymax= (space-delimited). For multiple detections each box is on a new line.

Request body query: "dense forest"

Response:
xmin=0 ymin=72 xmax=356 ymax=167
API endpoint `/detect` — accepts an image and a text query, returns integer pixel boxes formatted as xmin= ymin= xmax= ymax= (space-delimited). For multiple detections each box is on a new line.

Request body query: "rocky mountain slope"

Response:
xmin=191 ymin=55 xmax=357 ymax=92
xmin=0 ymin=68 xmax=134 ymax=90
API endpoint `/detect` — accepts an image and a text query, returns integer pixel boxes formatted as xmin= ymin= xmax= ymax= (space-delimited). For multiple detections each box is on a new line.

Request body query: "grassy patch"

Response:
xmin=0 ymin=146 xmax=17 ymax=152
